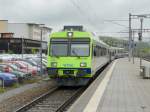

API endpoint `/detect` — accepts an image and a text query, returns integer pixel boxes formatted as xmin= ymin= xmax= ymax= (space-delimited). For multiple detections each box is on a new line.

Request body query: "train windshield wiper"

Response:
xmin=72 ymin=49 xmax=79 ymax=57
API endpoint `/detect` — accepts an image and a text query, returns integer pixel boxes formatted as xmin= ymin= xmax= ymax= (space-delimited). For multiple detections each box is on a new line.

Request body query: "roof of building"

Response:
xmin=0 ymin=20 xmax=8 ymax=21
xmin=0 ymin=32 xmax=14 ymax=34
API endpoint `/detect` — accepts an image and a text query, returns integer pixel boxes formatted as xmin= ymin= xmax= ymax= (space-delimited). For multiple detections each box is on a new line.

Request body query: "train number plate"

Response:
xmin=63 ymin=70 xmax=74 ymax=75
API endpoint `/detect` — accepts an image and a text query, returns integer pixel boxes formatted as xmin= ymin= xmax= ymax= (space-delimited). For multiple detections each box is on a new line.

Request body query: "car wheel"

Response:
xmin=0 ymin=78 xmax=3 ymax=87
xmin=18 ymin=77 xmax=23 ymax=84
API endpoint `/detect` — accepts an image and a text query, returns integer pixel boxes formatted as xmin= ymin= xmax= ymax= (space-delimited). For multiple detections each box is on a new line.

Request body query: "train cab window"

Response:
xmin=71 ymin=44 xmax=89 ymax=56
xmin=50 ymin=38 xmax=90 ymax=57
xmin=50 ymin=44 xmax=68 ymax=56
xmin=93 ymin=46 xmax=97 ymax=57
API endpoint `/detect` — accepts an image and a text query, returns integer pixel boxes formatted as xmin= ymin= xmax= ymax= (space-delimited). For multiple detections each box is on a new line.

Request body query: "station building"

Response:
xmin=0 ymin=20 xmax=52 ymax=54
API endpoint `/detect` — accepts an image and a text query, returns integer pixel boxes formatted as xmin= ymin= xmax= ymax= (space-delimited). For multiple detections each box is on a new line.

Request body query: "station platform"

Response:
xmin=68 ymin=58 xmax=150 ymax=112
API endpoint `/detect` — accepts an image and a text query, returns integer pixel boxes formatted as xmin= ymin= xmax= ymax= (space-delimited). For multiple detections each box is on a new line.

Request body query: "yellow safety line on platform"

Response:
xmin=83 ymin=60 xmax=117 ymax=112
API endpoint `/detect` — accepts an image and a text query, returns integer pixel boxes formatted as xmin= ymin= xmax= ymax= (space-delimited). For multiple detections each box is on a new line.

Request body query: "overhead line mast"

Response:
xmin=128 ymin=13 xmax=150 ymax=64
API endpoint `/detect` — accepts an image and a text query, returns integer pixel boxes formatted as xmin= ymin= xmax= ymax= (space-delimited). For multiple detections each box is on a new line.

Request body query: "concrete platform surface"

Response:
xmin=68 ymin=58 xmax=150 ymax=112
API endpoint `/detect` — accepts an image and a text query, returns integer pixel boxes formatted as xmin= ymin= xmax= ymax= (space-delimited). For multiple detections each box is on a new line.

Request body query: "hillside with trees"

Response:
xmin=99 ymin=36 xmax=150 ymax=56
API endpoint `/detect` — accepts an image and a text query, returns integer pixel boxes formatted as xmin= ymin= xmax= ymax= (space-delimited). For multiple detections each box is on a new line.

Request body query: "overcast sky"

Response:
xmin=0 ymin=0 xmax=150 ymax=39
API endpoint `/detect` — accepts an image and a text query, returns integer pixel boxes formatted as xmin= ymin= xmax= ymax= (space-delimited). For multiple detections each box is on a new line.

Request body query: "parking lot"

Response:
xmin=0 ymin=54 xmax=48 ymax=92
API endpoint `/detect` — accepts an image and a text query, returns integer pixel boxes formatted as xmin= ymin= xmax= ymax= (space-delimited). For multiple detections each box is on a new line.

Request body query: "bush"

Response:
xmin=0 ymin=87 xmax=5 ymax=93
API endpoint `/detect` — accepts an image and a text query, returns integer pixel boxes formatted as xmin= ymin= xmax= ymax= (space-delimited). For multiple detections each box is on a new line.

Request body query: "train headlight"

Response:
xmin=67 ymin=32 xmax=73 ymax=37
xmin=80 ymin=62 xmax=87 ymax=67
xmin=51 ymin=62 xmax=57 ymax=67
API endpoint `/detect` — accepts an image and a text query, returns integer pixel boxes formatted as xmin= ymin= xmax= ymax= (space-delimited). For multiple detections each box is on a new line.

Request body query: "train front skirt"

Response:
xmin=55 ymin=77 xmax=90 ymax=86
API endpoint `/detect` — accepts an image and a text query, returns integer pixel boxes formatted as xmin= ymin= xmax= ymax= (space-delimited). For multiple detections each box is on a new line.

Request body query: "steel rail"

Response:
xmin=14 ymin=86 xmax=59 ymax=112
xmin=56 ymin=87 xmax=85 ymax=112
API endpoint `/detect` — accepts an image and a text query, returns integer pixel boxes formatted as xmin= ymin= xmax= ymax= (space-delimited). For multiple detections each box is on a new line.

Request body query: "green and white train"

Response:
xmin=47 ymin=26 xmax=123 ymax=86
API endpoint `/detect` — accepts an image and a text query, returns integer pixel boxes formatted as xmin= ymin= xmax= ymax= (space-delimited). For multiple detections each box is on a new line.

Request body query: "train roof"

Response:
xmin=110 ymin=47 xmax=124 ymax=50
xmin=92 ymin=35 xmax=110 ymax=48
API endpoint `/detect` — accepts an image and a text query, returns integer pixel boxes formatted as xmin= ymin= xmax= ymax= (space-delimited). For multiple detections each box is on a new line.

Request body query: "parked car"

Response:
xmin=27 ymin=58 xmax=47 ymax=71
xmin=0 ymin=64 xmax=31 ymax=83
xmin=25 ymin=58 xmax=46 ymax=66
xmin=8 ymin=61 xmax=37 ymax=76
xmin=16 ymin=61 xmax=39 ymax=74
xmin=23 ymin=59 xmax=47 ymax=73
xmin=0 ymin=71 xmax=18 ymax=86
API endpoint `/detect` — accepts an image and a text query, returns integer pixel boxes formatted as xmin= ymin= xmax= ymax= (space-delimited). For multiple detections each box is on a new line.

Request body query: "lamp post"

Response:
xmin=129 ymin=13 xmax=132 ymax=61
xmin=7 ymin=42 xmax=9 ymax=53
xmin=21 ymin=37 xmax=24 ymax=59
xmin=39 ymin=24 xmax=45 ymax=75
xmin=132 ymin=30 xmax=135 ymax=64
xmin=139 ymin=17 xmax=143 ymax=68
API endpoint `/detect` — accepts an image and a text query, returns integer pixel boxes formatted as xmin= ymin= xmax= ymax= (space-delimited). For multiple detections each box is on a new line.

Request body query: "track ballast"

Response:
xmin=15 ymin=87 xmax=84 ymax=112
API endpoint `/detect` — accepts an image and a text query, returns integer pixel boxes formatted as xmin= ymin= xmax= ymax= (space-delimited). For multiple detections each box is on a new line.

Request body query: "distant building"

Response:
xmin=8 ymin=23 xmax=52 ymax=42
xmin=0 ymin=33 xmax=14 ymax=38
xmin=0 ymin=20 xmax=14 ymax=38
xmin=0 ymin=20 xmax=52 ymax=54
xmin=0 ymin=20 xmax=8 ymax=33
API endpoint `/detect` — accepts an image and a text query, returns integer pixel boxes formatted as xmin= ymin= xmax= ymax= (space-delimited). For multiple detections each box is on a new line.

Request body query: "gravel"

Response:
xmin=0 ymin=79 xmax=57 ymax=112
xmin=26 ymin=88 xmax=77 ymax=112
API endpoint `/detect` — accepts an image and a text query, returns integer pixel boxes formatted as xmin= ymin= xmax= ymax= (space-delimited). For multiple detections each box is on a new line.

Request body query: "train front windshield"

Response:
xmin=51 ymin=44 xmax=68 ymax=56
xmin=50 ymin=38 xmax=90 ymax=57
xmin=71 ymin=44 xmax=89 ymax=56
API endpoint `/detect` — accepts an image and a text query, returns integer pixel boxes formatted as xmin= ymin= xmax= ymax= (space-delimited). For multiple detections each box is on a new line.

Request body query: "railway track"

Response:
xmin=15 ymin=86 xmax=85 ymax=112
xmin=14 ymin=62 xmax=109 ymax=112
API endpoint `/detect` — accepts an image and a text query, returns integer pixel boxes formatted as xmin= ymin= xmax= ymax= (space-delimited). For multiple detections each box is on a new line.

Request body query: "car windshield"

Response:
xmin=14 ymin=62 xmax=26 ymax=68
xmin=50 ymin=44 xmax=68 ymax=56
xmin=71 ymin=44 xmax=89 ymax=56
xmin=26 ymin=60 xmax=37 ymax=66
xmin=19 ymin=61 xmax=33 ymax=67
xmin=10 ymin=64 xmax=18 ymax=69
